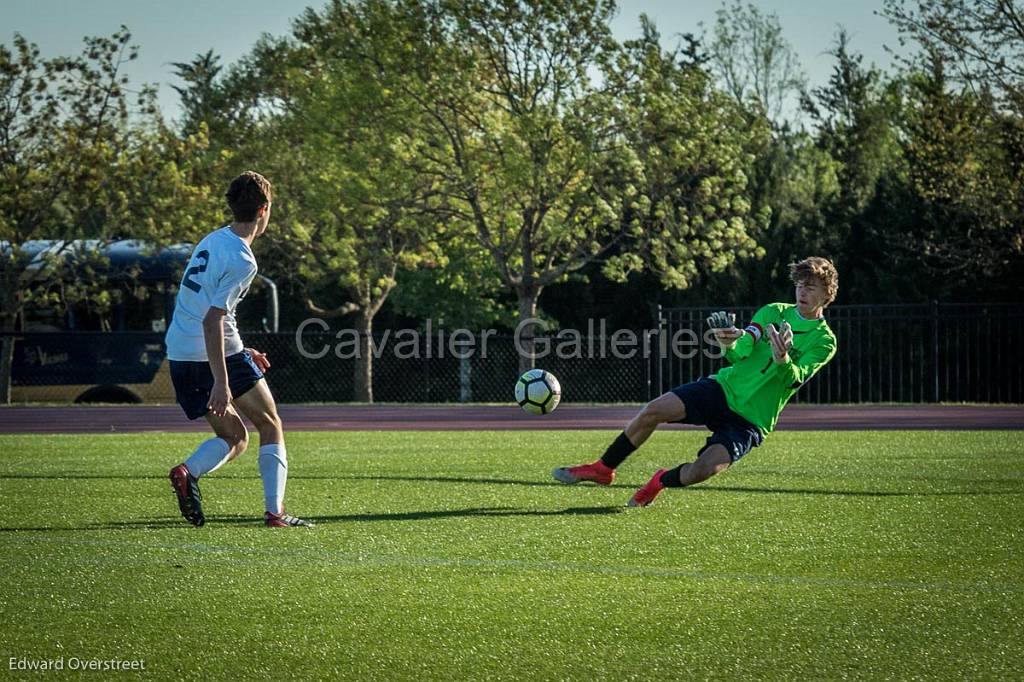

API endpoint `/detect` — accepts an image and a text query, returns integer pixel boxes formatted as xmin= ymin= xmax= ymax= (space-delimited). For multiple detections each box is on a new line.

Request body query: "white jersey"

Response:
xmin=165 ymin=226 xmax=258 ymax=361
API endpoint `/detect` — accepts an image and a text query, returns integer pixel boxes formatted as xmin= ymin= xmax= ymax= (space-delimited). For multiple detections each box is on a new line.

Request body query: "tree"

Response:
xmin=701 ymin=31 xmax=905 ymax=306
xmin=371 ymin=1 xmax=768 ymax=371
xmin=802 ymin=31 xmax=903 ymax=253
xmin=706 ymin=0 xmax=806 ymax=126
xmin=693 ymin=2 xmax=817 ymax=302
xmin=165 ymin=4 xmax=454 ymax=402
xmin=170 ymin=41 xmax=280 ymax=147
xmin=704 ymin=130 xmax=840 ymax=305
xmin=401 ymin=0 xmax=634 ymax=370
xmin=899 ymin=54 xmax=1024 ymax=295
xmin=880 ymin=0 xmax=1024 ymax=298
xmin=165 ymin=0 xmax=780 ymax=391
xmin=1 ymin=29 xmax=143 ymax=402
xmin=605 ymin=17 xmax=770 ymax=290
xmin=0 ymin=29 xmax=220 ymax=402
xmin=241 ymin=2 xmax=453 ymax=401
xmin=883 ymin=0 xmax=1024 ymax=114
xmin=388 ymin=235 xmax=515 ymax=330
xmin=171 ymin=49 xmax=225 ymax=137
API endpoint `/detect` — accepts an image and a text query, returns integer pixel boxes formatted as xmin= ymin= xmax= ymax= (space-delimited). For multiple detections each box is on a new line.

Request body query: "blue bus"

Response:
xmin=10 ymin=240 xmax=278 ymax=403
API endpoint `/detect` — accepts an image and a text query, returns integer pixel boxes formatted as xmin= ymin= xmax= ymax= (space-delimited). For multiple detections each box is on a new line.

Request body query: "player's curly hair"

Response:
xmin=789 ymin=257 xmax=838 ymax=305
xmin=226 ymin=171 xmax=272 ymax=222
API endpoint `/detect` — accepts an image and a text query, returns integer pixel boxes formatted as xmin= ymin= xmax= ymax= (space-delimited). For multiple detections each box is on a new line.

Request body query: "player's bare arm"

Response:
xmin=203 ymin=306 xmax=231 ymax=416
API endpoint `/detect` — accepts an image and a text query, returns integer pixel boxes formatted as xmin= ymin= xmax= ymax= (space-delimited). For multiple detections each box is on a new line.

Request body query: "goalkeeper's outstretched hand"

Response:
xmin=707 ymin=310 xmax=742 ymax=348
xmin=768 ymin=322 xmax=793 ymax=363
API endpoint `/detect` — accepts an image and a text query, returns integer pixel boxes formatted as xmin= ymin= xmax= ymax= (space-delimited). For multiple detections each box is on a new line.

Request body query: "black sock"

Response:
xmin=660 ymin=465 xmax=686 ymax=488
xmin=599 ymin=432 xmax=636 ymax=469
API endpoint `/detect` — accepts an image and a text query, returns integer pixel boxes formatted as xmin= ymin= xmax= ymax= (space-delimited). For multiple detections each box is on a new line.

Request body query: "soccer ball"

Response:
xmin=514 ymin=369 xmax=562 ymax=415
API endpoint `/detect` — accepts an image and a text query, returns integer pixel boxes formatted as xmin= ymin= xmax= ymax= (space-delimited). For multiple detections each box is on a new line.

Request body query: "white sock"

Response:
xmin=258 ymin=444 xmax=288 ymax=514
xmin=183 ymin=437 xmax=232 ymax=479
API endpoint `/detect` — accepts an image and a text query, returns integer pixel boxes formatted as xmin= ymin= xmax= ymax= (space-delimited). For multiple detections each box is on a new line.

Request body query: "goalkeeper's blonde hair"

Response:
xmin=789 ymin=257 xmax=838 ymax=305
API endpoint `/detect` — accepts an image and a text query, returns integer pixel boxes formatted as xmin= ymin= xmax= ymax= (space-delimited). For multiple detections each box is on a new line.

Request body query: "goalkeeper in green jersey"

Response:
xmin=553 ymin=257 xmax=839 ymax=507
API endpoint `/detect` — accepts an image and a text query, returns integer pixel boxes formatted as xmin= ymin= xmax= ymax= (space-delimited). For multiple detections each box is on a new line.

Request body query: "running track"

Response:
xmin=0 ymin=404 xmax=1021 ymax=433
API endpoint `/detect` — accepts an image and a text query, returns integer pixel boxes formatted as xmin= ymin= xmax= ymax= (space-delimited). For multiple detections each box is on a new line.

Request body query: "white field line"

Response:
xmin=1 ymin=535 xmax=1021 ymax=595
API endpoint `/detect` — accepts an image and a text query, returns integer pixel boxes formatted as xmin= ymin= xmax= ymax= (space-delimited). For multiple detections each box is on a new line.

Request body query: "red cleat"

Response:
xmin=628 ymin=468 xmax=668 ymax=507
xmin=552 ymin=460 xmax=615 ymax=486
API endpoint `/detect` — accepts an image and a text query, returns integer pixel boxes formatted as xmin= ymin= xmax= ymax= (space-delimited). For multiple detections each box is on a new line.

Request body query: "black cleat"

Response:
xmin=169 ymin=464 xmax=205 ymax=527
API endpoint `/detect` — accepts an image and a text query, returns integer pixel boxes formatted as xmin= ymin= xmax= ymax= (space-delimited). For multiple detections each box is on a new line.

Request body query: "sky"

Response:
xmin=1 ymin=0 xmax=905 ymax=123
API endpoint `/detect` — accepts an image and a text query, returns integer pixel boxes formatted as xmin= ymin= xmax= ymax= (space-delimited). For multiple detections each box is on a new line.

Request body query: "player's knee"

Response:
xmin=696 ymin=446 xmax=731 ymax=479
xmin=692 ymin=463 xmax=719 ymax=483
xmin=228 ymin=428 xmax=249 ymax=457
xmin=708 ymin=460 xmax=730 ymax=477
xmin=254 ymin=411 xmax=283 ymax=439
xmin=638 ymin=401 xmax=669 ymax=427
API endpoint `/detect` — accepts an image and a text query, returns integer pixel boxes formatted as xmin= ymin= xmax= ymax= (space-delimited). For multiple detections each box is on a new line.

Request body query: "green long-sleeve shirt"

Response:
xmin=712 ymin=303 xmax=837 ymax=434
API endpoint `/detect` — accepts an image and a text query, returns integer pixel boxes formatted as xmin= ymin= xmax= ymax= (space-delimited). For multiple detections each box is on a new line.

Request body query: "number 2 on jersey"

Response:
xmin=182 ymin=250 xmax=210 ymax=292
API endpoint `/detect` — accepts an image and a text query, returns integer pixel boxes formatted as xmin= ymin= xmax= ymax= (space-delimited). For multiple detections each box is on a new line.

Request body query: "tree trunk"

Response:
xmin=516 ymin=289 xmax=541 ymax=374
xmin=353 ymin=310 xmax=373 ymax=403
xmin=0 ymin=322 xmax=14 ymax=405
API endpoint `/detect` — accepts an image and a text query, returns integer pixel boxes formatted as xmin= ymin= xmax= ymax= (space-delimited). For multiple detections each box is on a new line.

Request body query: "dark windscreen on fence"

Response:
xmin=659 ymin=303 xmax=1023 ymax=404
xmin=4 ymin=303 xmax=1022 ymax=404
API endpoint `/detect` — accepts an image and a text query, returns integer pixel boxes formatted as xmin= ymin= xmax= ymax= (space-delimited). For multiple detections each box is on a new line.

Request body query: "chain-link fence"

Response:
xmin=4 ymin=331 xmax=651 ymax=404
xmin=4 ymin=302 xmax=1023 ymax=404
xmin=313 ymin=334 xmax=649 ymax=403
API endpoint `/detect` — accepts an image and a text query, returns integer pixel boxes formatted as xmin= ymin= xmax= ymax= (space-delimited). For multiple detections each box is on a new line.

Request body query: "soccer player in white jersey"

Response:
xmin=166 ymin=171 xmax=312 ymax=528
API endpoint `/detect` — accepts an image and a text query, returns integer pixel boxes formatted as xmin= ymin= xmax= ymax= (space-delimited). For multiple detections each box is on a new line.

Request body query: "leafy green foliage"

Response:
xmin=170 ymin=50 xmax=225 ymax=137
xmin=389 ymin=236 xmax=516 ymax=329
xmin=7 ymin=0 xmax=1023 ymax=387
xmin=417 ymin=0 xmax=631 ymax=306
xmin=191 ymin=1 xmax=469 ymax=399
xmin=706 ymin=0 xmax=806 ymax=125
xmin=1 ymin=28 xmax=139 ymax=325
xmin=883 ymin=0 xmax=1024 ymax=115
xmin=899 ymin=56 xmax=1024 ymax=294
xmin=607 ymin=20 xmax=769 ymax=290
xmin=0 ymin=29 xmax=219 ymax=400
xmin=306 ymin=1 xmax=772 ymax=372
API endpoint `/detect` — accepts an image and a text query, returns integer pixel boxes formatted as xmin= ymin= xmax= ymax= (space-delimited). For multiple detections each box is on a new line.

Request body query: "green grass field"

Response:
xmin=1 ymin=430 xmax=1022 ymax=680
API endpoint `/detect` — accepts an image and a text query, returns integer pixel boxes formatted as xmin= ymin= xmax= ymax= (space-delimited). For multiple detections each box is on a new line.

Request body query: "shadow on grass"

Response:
xmin=2 ymin=473 xmax=1015 ymax=498
xmin=338 ymin=474 xmax=633 ymax=489
xmin=308 ymin=505 xmax=624 ymax=523
xmin=326 ymin=475 xmax=1016 ymax=498
xmin=0 ymin=505 xmax=624 ymax=532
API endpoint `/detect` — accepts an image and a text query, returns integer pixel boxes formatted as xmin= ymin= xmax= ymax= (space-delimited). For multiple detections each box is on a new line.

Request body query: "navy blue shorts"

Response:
xmin=671 ymin=377 xmax=764 ymax=463
xmin=169 ymin=350 xmax=264 ymax=420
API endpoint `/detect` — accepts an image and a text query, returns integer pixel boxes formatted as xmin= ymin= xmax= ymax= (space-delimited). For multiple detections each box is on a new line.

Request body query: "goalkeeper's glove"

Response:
xmin=706 ymin=310 xmax=736 ymax=330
